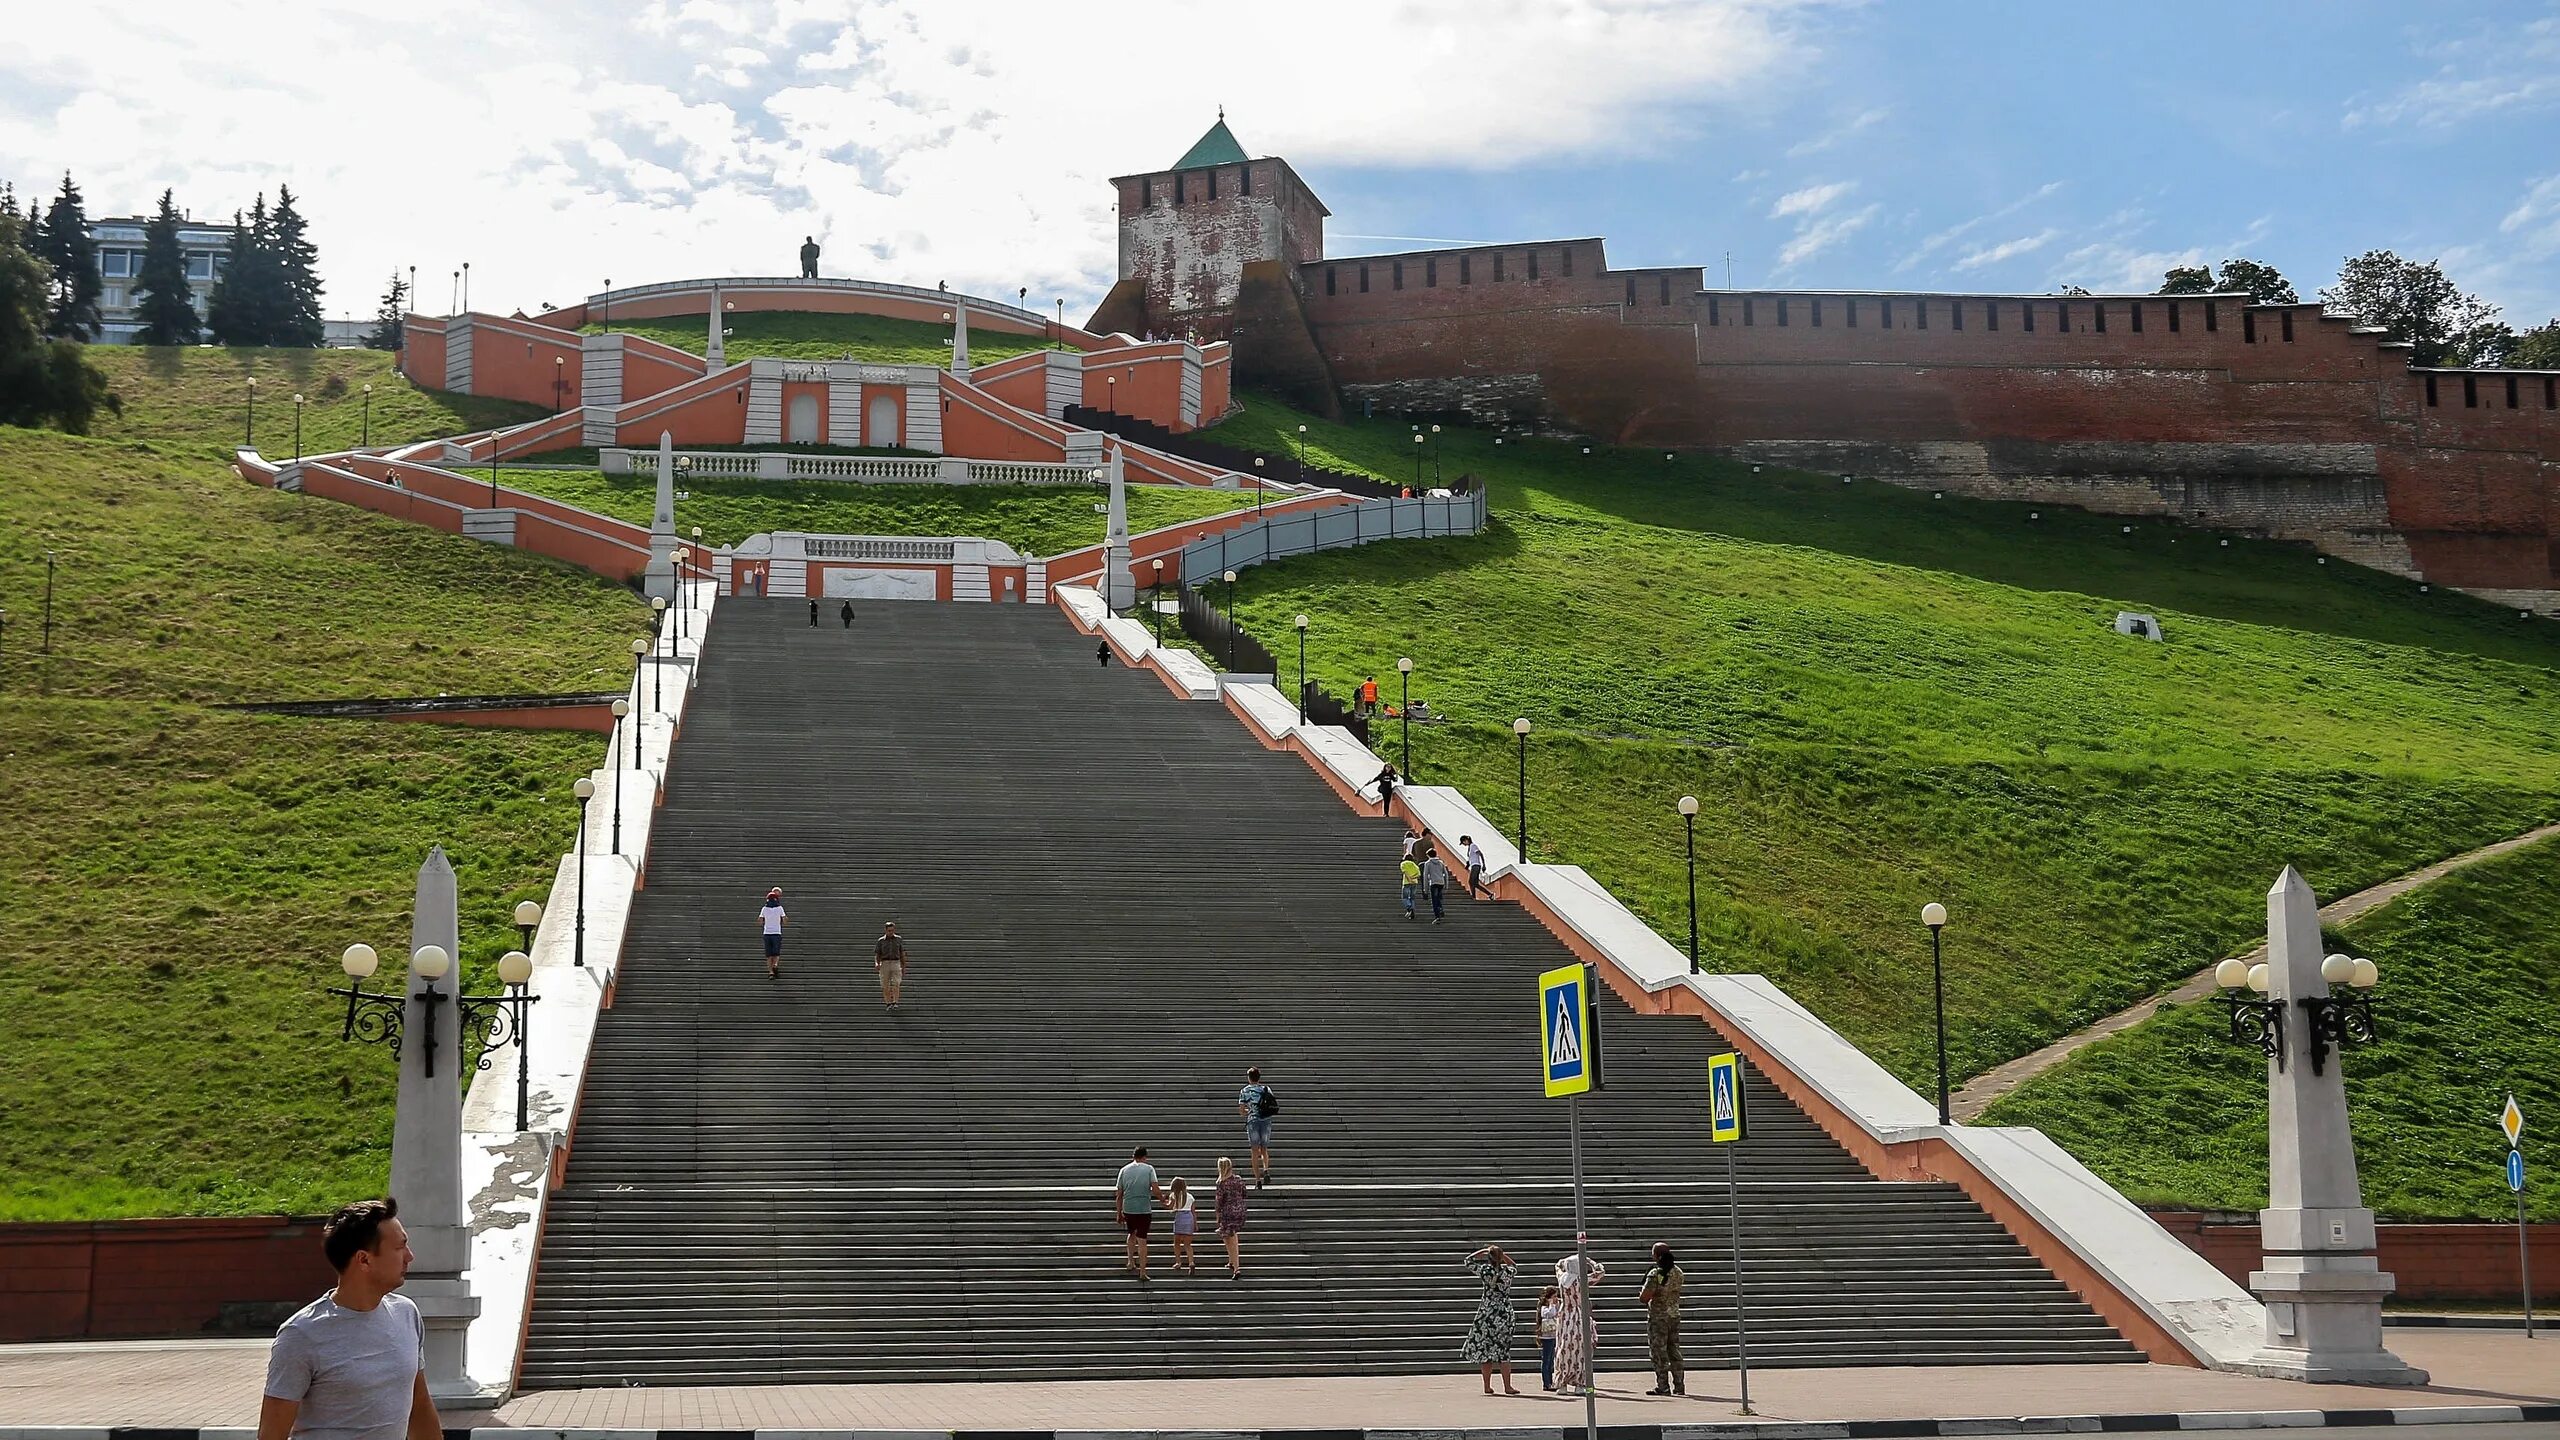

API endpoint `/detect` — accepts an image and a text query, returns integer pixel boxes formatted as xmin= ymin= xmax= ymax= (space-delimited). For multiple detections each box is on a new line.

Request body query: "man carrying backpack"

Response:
xmin=1237 ymin=1065 xmax=1279 ymax=1189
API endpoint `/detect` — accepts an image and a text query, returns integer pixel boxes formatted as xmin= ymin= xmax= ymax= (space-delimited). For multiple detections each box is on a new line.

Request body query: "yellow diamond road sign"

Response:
xmin=2503 ymin=1094 xmax=2524 ymax=1147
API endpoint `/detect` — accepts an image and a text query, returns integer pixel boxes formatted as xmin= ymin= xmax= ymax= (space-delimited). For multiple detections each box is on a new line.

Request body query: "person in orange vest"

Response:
xmin=1357 ymin=674 xmax=1379 ymax=720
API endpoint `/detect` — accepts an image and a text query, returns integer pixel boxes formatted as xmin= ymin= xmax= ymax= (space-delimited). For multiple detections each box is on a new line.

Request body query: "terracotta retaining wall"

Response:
xmin=2151 ymin=1211 xmax=2558 ymax=1302
xmin=0 ymin=1217 xmax=333 ymax=1342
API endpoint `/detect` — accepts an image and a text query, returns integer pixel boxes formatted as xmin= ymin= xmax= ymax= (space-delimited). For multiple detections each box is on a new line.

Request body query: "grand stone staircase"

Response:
xmin=519 ymin=601 xmax=2138 ymax=1387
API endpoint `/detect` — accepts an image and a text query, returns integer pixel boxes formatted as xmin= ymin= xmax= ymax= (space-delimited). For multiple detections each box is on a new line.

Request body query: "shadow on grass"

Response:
xmin=1212 ymin=394 xmax=2560 ymax=671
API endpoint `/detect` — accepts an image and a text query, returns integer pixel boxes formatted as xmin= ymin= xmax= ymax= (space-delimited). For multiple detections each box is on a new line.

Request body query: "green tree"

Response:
xmin=2214 ymin=258 xmax=2298 ymax=304
xmin=204 ymin=206 xmax=254 ymax=344
xmin=2156 ymin=259 xmax=2296 ymax=303
xmin=132 ymin=188 xmax=203 ymax=346
xmin=0 ymin=198 xmax=116 ymax=433
xmin=2512 ymin=320 xmax=2560 ymax=369
xmin=365 ymin=270 xmax=408 ymax=350
xmin=268 ymin=185 xmax=323 ymax=347
xmin=2320 ymin=250 xmax=2506 ymax=367
xmin=207 ymin=195 xmax=292 ymax=347
xmin=34 ymin=171 xmax=101 ymax=340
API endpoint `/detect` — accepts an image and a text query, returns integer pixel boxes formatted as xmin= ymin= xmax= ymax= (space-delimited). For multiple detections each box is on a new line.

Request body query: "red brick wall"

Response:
xmin=2151 ymin=1211 xmax=2560 ymax=1302
xmin=1288 ymin=247 xmax=2560 ymax=590
xmin=0 ymin=1217 xmax=334 ymax=1341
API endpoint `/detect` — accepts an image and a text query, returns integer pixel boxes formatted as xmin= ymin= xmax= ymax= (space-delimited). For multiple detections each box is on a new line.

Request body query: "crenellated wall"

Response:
xmin=1284 ymin=237 xmax=2560 ymax=599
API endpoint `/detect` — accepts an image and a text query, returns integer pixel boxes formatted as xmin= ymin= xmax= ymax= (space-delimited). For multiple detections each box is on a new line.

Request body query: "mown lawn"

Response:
xmin=0 ymin=425 xmax=641 ymax=1219
xmin=1983 ymin=836 xmax=2560 ymax=1222
xmin=1198 ymin=394 xmax=2560 ymax=1217
xmin=79 ymin=346 xmax=543 ymax=460
xmin=0 ymin=431 xmax=646 ymax=702
xmin=589 ymin=309 xmax=1051 ymax=367
xmin=0 ymin=698 xmax=590 ymax=1221
xmin=494 ymin=467 xmax=1261 ymax=555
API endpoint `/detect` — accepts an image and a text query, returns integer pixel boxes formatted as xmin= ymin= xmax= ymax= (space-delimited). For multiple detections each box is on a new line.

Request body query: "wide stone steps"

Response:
xmin=521 ymin=602 xmax=2141 ymax=1387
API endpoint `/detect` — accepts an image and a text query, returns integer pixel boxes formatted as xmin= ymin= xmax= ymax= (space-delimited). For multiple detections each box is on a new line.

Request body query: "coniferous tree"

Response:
xmin=133 ymin=188 xmax=202 ymax=346
xmin=366 ymin=270 xmax=408 ymax=350
xmin=268 ymin=185 xmax=324 ymax=347
xmin=35 ymin=171 xmax=101 ymax=340
xmin=205 ymin=206 xmax=253 ymax=344
xmin=0 ymin=198 xmax=116 ymax=433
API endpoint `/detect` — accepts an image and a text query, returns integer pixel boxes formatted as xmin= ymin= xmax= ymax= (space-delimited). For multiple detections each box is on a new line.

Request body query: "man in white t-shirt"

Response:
xmin=259 ymin=1197 xmax=437 ymax=1440
xmin=760 ymin=887 xmax=787 ymax=979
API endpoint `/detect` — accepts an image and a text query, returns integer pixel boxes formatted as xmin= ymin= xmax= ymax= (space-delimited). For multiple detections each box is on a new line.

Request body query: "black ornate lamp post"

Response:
xmin=329 ymin=936 xmax=535 ymax=1108
xmin=1222 ymin=570 xmax=1238 ymax=671
xmin=1106 ymin=374 xmax=1117 ymax=418
xmin=553 ymin=356 xmax=566 ymax=416
xmin=2212 ymin=950 xmax=2379 ymax=1075
xmin=609 ymin=697 xmax=631 ymax=854
xmin=1252 ymin=456 xmax=1266 ymax=518
xmin=1293 ymin=612 xmax=1309 ymax=724
xmin=1396 ymin=656 xmax=1414 ymax=775
xmin=1512 ymin=716 xmax=1532 ymax=855
xmin=571 ymin=777 xmax=594 ymax=967
xmin=1679 ymin=794 xmax=1701 ymax=973
xmin=1150 ymin=559 xmax=1165 ymax=642
xmin=1411 ymin=431 xmax=1424 ymax=490
xmin=1922 ymin=902 xmax=1950 ymax=1124
xmin=1430 ymin=423 xmax=1443 ymax=486
xmin=627 ymin=639 xmax=647 ymax=765
xmin=360 ymin=383 xmax=373 ymax=449
xmin=244 ymin=375 xmax=257 ymax=446
xmin=1296 ymin=424 xmax=1307 ymax=491
xmin=650 ymin=598 xmax=669 ymax=712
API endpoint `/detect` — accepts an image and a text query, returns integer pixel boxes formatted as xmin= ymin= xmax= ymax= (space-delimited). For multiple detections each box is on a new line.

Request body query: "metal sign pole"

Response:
xmin=1571 ymin=1096 xmax=1597 ymax=1440
xmin=1728 ymin=1138 xmax=1751 ymax=1412
xmin=2521 ymin=1177 xmax=2535 ymax=1339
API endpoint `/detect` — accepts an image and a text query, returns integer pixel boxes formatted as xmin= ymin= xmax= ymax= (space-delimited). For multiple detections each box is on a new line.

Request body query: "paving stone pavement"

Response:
xmin=3 ymin=1329 xmax=2549 ymax=1431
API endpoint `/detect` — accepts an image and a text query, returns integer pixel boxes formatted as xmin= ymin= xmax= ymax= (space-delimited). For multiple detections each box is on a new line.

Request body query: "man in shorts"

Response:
xmin=874 ymin=920 xmax=907 ymax=1008
xmin=1115 ymin=1145 xmax=1167 ymax=1280
xmin=258 ymin=1197 xmax=440 ymax=1440
xmin=759 ymin=888 xmax=786 ymax=978
xmin=1237 ymin=1066 xmax=1277 ymax=1188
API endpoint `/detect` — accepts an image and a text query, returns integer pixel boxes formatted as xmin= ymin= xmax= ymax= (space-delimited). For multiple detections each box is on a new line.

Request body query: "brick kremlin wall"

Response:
xmin=1290 ymin=240 xmax=2560 ymax=598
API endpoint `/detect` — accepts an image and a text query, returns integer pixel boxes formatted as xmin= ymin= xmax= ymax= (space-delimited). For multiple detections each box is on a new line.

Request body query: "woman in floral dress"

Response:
xmin=1461 ymin=1245 xmax=1524 ymax=1394
xmin=1551 ymin=1252 xmax=1607 ymax=1392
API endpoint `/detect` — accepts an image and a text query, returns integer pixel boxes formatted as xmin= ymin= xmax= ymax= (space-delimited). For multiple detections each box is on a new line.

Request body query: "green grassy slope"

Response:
xmin=1197 ymin=396 xmax=2560 ymax=1217
xmin=0 ymin=426 xmax=643 ymax=1219
xmin=81 ymin=346 xmax=542 ymax=459
xmin=1983 ymin=837 xmax=2560 ymax=1222
xmin=589 ymin=310 xmax=1050 ymax=366
xmin=0 ymin=431 xmax=643 ymax=701
xmin=493 ymin=468 xmax=1260 ymax=555
xmin=0 ymin=697 xmax=589 ymax=1220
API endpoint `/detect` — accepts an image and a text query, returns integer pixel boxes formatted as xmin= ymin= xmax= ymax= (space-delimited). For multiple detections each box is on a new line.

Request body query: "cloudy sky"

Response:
xmin=4 ymin=0 xmax=2553 ymax=328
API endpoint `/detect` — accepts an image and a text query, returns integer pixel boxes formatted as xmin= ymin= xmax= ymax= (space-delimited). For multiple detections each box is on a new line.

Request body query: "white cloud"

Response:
xmin=2343 ymin=16 xmax=2560 ymax=129
xmin=1895 ymin=180 xmax=2065 ymax=272
xmin=1785 ymin=105 xmax=1886 ymax=157
xmin=1777 ymin=202 xmax=1877 ymax=269
xmin=0 ymin=0 xmax=1826 ymax=323
xmin=2057 ymin=240 xmax=2205 ymax=294
xmin=1952 ymin=229 xmax=2059 ymax=271
xmin=1769 ymin=181 xmax=1852 ymax=219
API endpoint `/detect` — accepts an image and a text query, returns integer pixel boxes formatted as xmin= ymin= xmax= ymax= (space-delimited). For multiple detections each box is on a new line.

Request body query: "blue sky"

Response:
xmin=1312 ymin=3 xmax=2559 ymax=322
xmin=3 ymin=1 xmax=2552 ymax=327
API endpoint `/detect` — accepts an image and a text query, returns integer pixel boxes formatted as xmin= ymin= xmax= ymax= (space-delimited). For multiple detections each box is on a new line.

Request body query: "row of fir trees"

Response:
xmin=8 ymin=171 xmax=328 ymax=347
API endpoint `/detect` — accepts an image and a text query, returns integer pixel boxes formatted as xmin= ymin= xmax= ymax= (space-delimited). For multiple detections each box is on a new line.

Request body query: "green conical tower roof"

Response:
xmin=1172 ymin=112 xmax=1249 ymax=170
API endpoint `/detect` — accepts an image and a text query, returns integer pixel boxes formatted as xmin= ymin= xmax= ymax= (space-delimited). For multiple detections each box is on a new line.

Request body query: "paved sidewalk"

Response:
xmin=2 ymin=1330 xmax=2553 ymax=1431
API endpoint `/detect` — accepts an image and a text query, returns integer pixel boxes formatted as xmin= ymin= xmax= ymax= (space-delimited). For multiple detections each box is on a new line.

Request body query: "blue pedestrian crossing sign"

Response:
xmin=1709 ymin=1051 xmax=1748 ymax=1143
xmin=2511 ymin=1150 xmax=2528 ymax=1193
xmin=1540 ymin=963 xmax=1595 ymax=1098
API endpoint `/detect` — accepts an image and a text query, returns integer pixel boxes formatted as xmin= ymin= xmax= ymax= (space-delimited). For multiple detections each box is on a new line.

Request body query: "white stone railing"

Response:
xmin=804 ymin=536 xmax=960 ymax=561
xmin=608 ymin=449 xmax=1094 ymax=486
